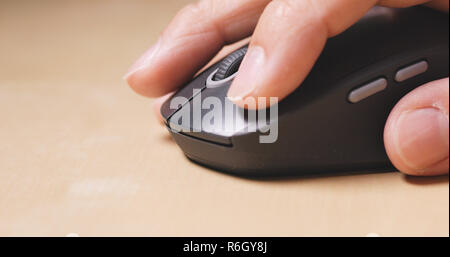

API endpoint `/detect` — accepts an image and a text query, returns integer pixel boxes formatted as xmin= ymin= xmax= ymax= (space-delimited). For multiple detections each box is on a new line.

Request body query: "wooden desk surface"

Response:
xmin=0 ymin=0 xmax=448 ymax=237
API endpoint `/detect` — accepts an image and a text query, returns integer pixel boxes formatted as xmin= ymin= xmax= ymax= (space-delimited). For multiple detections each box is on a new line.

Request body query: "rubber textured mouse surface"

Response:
xmin=161 ymin=7 xmax=449 ymax=177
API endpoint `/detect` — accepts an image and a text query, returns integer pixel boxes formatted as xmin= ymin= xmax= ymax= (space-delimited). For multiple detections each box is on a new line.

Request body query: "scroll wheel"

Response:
xmin=213 ymin=46 xmax=248 ymax=81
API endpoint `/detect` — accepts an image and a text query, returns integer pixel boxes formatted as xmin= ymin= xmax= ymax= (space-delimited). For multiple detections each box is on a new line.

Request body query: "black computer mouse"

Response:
xmin=161 ymin=6 xmax=449 ymax=177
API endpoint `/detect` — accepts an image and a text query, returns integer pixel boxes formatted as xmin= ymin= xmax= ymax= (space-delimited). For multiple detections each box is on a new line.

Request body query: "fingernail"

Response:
xmin=227 ymin=46 xmax=266 ymax=101
xmin=123 ymin=38 xmax=162 ymax=80
xmin=394 ymin=108 xmax=449 ymax=171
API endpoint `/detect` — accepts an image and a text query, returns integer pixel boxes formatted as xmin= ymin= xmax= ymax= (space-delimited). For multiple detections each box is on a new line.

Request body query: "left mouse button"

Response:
xmin=165 ymin=92 xmax=234 ymax=146
xmin=160 ymin=68 xmax=214 ymax=121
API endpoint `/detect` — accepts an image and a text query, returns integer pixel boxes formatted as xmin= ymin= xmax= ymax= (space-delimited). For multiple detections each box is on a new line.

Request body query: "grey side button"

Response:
xmin=395 ymin=61 xmax=429 ymax=82
xmin=348 ymin=78 xmax=387 ymax=103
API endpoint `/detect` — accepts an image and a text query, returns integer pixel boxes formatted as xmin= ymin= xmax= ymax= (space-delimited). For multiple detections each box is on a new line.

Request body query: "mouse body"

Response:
xmin=161 ymin=7 xmax=449 ymax=177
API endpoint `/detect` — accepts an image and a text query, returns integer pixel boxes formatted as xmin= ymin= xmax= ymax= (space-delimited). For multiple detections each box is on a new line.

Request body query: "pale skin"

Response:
xmin=125 ymin=0 xmax=449 ymax=176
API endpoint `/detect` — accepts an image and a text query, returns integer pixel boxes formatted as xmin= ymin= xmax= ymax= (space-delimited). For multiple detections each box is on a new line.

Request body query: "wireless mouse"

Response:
xmin=161 ymin=6 xmax=449 ymax=177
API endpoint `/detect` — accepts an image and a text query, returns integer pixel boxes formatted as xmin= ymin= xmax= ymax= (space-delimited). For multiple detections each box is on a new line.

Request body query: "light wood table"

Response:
xmin=0 ymin=0 xmax=448 ymax=237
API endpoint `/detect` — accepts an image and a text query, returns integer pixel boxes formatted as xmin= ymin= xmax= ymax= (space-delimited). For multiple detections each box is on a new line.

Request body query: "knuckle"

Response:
xmin=265 ymin=0 xmax=298 ymax=19
xmin=265 ymin=0 xmax=325 ymax=22
xmin=166 ymin=0 xmax=218 ymax=40
xmin=177 ymin=0 xmax=213 ymax=21
xmin=264 ymin=0 xmax=328 ymax=34
xmin=178 ymin=2 xmax=203 ymax=19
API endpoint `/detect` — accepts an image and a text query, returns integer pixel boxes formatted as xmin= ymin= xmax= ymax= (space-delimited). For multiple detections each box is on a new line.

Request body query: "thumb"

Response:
xmin=384 ymin=78 xmax=449 ymax=176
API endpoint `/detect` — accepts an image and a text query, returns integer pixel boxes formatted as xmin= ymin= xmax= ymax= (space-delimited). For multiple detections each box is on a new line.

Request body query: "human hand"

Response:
xmin=124 ymin=0 xmax=449 ymax=176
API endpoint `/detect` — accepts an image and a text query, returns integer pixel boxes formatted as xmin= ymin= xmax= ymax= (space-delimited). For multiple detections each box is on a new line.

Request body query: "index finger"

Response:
xmin=124 ymin=0 xmax=270 ymax=97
